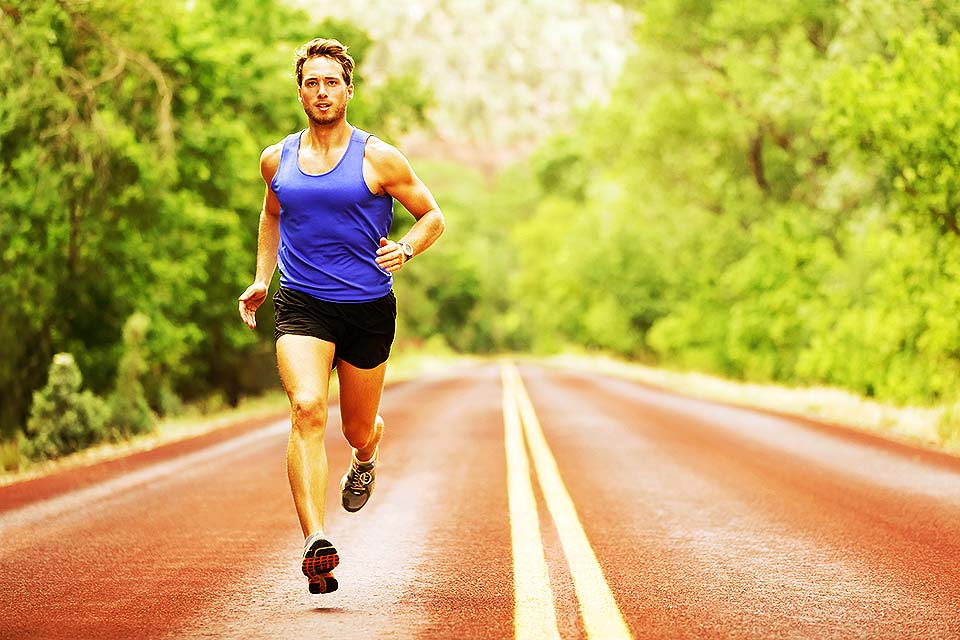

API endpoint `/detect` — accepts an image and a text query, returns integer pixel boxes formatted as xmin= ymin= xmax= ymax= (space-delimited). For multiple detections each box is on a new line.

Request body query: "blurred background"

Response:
xmin=3 ymin=0 xmax=960 ymax=468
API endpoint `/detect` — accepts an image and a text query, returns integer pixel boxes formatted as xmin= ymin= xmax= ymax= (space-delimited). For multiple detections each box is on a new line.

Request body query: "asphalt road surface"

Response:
xmin=2 ymin=361 xmax=959 ymax=639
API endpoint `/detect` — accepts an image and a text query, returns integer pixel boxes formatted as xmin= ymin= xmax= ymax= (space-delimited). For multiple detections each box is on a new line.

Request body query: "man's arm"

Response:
xmin=238 ymin=144 xmax=283 ymax=329
xmin=366 ymin=138 xmax=445 ymax=273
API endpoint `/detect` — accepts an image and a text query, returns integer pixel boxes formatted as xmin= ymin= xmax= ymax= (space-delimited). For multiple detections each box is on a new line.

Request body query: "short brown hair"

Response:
xmin=295 ymin=38 xmax=355 ymax=87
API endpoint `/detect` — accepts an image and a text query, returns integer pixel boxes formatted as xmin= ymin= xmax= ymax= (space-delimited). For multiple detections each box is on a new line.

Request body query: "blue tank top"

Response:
xmin=271 ymin=127 xmax=394 ymax=302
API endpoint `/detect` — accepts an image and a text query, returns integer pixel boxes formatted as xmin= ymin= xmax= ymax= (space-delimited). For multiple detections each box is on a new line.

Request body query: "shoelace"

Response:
xmin=347 ymin=464 xmax=373 ymax=491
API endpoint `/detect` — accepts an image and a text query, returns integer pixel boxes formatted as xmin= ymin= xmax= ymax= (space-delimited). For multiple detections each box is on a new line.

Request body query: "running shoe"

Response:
xmin=302 ymin=534 xmax=339 ymax=594
xmin=340 ymin=449 xmax=377 ymax=513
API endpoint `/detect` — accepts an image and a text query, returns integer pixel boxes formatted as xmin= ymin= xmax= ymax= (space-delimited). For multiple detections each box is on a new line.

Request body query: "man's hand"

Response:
xmin=238 ymin=282 xmax=269 ymax=329
xmin=375 ymin=237 xmax=406 ymax=273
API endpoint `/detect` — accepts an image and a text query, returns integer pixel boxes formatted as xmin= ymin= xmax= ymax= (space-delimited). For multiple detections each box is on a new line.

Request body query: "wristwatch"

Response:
xmin=399 ymin=241 xmax=415 ymax=262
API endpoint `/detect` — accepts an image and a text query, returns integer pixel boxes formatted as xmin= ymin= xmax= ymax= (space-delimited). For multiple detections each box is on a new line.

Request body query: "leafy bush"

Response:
xmin=937 ymin=402 xmax=960 ymax=447
xmin=0 ymin=439 xmax=21 ymax=472
xmin=22 ymin=353 xmax=109 ymax=460
xmin=109 ymin=313 xmax=154 ymax=437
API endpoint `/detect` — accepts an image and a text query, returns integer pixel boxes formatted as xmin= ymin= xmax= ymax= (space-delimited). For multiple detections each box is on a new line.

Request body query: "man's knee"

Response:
xmin=290 ymin=393 xmax=328 ymax=433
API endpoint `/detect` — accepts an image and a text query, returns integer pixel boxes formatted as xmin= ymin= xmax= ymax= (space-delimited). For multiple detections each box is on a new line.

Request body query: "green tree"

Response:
xmin=23 ymin=353 xmax=109 ymax=460
xmin=0 ymin=1 xmax=431 ymax=439
xmin=109 ymin=312 xmax=154 ymax=436
xmin=492 ymin=0 xmax=960 ymax=406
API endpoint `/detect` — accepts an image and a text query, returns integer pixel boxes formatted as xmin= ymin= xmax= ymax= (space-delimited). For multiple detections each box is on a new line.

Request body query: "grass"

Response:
xmin=937 ymin=401 xmax=960 ymax=449
xmin=544 ymin=352 xmax=959 ymax=456
xmin=0 ymin=349 xmax=481 ymax=487
xmin=7 ymin=348 xmax=954 ymax=486
xmin=0 ymin=390 xmax=292 ymax=487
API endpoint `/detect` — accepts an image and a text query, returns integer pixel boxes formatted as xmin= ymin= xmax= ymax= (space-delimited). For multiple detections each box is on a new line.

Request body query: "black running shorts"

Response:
xmin=273 ymin=286 xmax=397 ymax=369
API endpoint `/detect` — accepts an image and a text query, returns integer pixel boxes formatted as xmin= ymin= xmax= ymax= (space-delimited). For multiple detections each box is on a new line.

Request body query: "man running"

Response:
xmin=237 ymin=37 xmax=444 ymax=595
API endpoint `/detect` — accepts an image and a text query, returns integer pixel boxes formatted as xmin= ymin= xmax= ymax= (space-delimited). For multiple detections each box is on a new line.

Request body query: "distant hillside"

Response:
xmin=296 ymin=0 xmax=636 ymax=166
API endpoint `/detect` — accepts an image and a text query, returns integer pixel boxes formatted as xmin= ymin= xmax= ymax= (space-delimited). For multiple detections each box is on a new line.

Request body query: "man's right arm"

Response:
xmin=238 ymin=144 xmax=283 ymax=330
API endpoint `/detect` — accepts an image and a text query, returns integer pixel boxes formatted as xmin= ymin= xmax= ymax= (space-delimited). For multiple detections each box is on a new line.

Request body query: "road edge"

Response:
xmin=540 ymin=353 xmax=960 ymax=464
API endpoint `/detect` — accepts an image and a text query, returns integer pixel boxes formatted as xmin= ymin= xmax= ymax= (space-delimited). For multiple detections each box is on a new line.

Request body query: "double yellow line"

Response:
xmin=501 ymin=362 xmax=633 ymax=640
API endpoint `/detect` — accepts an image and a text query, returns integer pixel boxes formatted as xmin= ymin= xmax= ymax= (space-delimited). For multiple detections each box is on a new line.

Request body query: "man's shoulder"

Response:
xmin=362 ymin=134 xmax=396 ymax=156
xmin=363 ymin=135 xmax=409 ymax=173
xmin=261 ymin=137 xmax=289 ymax=162
xmin=260 ymin=137 xmax=288 ymax=184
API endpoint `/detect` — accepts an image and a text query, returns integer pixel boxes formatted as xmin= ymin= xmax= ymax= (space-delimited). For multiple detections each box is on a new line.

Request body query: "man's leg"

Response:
xmin=338 ymin=359 xmax=387 ymax=458
xmin=277 ymin=334 xmax=341 ymax=594
xmin=276 ymin=334 xmax=336 ymax=536
xmin=337 ymin=359 xmax=387 ymax=511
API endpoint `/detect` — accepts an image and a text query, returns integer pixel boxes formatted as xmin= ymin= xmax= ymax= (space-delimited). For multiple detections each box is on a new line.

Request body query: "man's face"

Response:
xmin=298 ymin=56 xmax=353 ymax=126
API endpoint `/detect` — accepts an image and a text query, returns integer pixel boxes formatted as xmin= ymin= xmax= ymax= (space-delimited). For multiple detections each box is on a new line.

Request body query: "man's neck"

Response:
xmin=303 ymin=119 xmax=352 ymax=151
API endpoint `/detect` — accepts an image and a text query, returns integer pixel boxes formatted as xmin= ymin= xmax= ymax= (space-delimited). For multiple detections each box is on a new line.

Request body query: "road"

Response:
xmin=2 ymin=361 xmax=959 ymax=639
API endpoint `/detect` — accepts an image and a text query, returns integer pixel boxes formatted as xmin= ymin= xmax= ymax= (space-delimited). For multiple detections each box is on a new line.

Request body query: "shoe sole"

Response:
xmin=302 ymin=538 xmax=340 ymax=594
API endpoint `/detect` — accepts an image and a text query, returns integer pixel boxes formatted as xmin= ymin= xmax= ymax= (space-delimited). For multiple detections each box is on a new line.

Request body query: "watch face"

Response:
xmin=403 ymin=243 xmax=414 ymax=257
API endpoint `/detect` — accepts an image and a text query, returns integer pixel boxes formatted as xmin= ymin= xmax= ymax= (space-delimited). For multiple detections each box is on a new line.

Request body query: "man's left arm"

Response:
xmin=371 ymin=140 xmax=445 ymax=273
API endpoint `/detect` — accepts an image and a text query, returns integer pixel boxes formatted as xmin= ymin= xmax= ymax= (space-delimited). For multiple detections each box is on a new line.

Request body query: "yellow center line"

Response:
xmin=503 ymin=361 xmax=633 ymax=640
xmin=501 ymin=366 xmax=562 ymax=640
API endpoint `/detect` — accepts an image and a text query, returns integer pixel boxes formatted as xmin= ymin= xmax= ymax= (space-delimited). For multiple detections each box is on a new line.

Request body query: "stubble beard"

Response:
xmin=305 ymin=101 xmax=347 ymax=127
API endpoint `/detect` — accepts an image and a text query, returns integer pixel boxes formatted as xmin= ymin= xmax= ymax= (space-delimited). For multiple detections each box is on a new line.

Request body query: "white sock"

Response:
xmin=303 ymin=530 xmax=326 ymax=550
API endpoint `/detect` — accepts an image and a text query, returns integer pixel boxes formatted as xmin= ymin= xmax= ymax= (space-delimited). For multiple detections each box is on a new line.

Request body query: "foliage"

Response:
xmin=938 ymin=401 xmax=960 ymax=447
xmin=22 ymin=353 xmax=109 ymax=460
xmin=446 ymin=0 xmax=960 ymax=413
xmin=392 ymin=159 xmax=522 ymax=353
xmin=307 ymin=0 xmax=635 ymax=147
xmin=109 ymin=313 xmax=154 ymax=437
xmin=0 ymin=1 xmax=430 ymax=439
xmin=823 ymin=28 xmax=960 ymax=236
xmin=6 ymin=0 xmax=960 ymax=458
